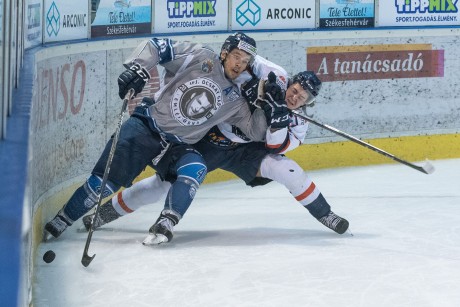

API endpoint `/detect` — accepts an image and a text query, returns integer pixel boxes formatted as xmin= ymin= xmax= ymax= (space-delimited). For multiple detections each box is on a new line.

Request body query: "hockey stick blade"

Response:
xmin=81 ymin=256 xmax=94 ymax=267
xmin=81 ymin=251 xmax=95 ymax=267
xmin=291 ymin=110 xmax=435 ymax=175
xmin=420 ymin=159 xmax=435 ymax=174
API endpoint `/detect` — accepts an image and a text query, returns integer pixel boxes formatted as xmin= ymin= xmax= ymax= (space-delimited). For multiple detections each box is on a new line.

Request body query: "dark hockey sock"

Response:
xmin=164 ymin=177 xmax=198 ymax=217
xmin=63 ymin=175 xmax=120 ymax=222
xmin=63 ymin=184 xmax=96 ymax=222
xmin=304 ymin=193 xmax=331 ymax=219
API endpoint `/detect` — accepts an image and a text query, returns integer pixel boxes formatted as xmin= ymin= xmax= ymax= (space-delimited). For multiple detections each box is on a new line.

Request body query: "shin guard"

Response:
xmin=63 ymin=175 xmax=120 ymax=222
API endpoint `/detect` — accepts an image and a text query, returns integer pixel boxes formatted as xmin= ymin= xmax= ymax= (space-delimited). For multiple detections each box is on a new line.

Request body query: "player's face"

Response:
xmin=285 ymin=83 xmax=312 ymax=110
xmin=221 ymin=49 xmax=251 ymax=80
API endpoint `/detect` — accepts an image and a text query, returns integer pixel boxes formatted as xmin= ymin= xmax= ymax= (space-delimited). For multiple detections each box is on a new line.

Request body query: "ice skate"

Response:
xmin=142 ymin=233 xmax=170 ymax=245
xmin=317 ymin=211 xmax=349 ymax=234
xmin=44 ymin=210 xmax=73 ymax=240
xmin=81 ymin=201 xmax=121 ymax=231
xmin=142 ymin=210 xmax=179 ymax=246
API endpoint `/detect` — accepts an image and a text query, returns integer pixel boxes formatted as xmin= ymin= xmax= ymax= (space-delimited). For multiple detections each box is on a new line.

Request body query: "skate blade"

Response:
xmin=346 ymin=228 xmax=354 ymax=237
xmin=142 ymin=233 xmax=169 ymax=246
xmin=43 ymin=230 xmax=55 ymax=242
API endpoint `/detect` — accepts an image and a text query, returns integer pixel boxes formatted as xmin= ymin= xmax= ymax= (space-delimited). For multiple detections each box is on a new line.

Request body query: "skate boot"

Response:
xmin=317 ymin=211 xmax=349 ymax=234
xmin=44 ymin=210 xmax=73 ymax=239
xmin=82 ymin=201 xmax=121 ymax=231
xmin=142 ymin=210 xmax=180 ymax=245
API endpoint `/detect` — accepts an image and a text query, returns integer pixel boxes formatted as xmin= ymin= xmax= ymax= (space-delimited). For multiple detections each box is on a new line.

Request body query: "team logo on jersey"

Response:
xmin=201 ymin=59 xmax=214 ymax=73
xmin=171 ymin=77 xmax=223 ymax=126
xmin=223 ymin=86 xmax=240 ymax=102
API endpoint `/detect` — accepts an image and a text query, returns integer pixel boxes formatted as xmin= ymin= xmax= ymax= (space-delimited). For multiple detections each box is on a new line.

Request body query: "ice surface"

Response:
xmin=33 ymin=159 xmax=460 ymax=307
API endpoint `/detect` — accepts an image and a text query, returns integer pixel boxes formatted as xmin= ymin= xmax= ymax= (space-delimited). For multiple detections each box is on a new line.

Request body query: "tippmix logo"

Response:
xmin=46 ymin=1 xmax=60 ymax=37
xmin=236 ymin=0 xmax=261 ymax=26
xmin=167 ymin=0 xmax=217 ymax=18
xmin=395 ymin=0 xmax=458 ymax=13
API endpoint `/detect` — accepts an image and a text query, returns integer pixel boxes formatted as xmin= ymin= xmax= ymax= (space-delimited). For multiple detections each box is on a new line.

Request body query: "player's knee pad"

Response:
xmin=175 ymin=152 xmax=207 ymax=186
xmin=259 ymin=154 xmax=307 ymax=191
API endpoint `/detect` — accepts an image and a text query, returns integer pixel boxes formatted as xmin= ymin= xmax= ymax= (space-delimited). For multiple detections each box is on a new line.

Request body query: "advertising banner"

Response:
xmin=319 ymin=0 xmax=375 ymax=29
xmin=24 ymin=0 xmax=42 ymax=48
xmin=379 ymin=0 xmax=460 ymax=27
xmin=231 ymin=0 xmax=315 ymax=30
xmin=154 ymin=0 xmax=228 ymax=33
xmin=306 ymin=44 xmax=444 ymax=81
xmin=44 ymin=0 xmax=89 ymax=43
xmin=91 ymin=0 xmax=152 ymax=38
xmin=32 ymin=51 xmax=108 ymax=200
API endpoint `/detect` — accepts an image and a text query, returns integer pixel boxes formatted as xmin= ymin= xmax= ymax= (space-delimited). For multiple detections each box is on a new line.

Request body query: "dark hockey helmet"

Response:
xmin=221 ymin=32 xmax=257 ymax=60
xmin=291 ymin=71 xmax=322 ymax=106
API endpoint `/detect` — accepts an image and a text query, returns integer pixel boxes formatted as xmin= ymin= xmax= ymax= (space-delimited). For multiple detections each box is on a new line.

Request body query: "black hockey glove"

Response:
xmin=262 ymin=72 xmax=290 ymax=129
xmin=262 ymin=99 xmax=290 ymax=129
xmin=264 ymin=71 xmax=284 ymax=102
xmin=241 ymin=77 xmax=261 ymax=106
xmin=118 ymin=63 xmax=150 ymax=99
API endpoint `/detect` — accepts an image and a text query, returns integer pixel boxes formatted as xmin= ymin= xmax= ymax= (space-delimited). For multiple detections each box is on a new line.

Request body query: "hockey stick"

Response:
xmin=81 ymin=89 xmax=134 ymax=267
xmin=291 ymin=110 xmax=435 ymax=175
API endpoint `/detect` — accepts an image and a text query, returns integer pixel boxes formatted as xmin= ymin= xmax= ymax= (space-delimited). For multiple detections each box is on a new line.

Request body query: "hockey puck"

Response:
xmin=43 ymin=250 xmax=56 ymax=263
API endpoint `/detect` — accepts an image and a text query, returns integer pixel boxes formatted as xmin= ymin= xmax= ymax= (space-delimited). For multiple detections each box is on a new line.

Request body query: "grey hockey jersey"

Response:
xmin=123 ymin=38 xmax=267 ymax=144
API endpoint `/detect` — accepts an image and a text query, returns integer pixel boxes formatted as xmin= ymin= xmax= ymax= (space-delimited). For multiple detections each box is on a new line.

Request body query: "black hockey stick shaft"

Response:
xmin=291 ymin=110 xmax=434 ymax=174
xmin=81 ymin=89 xmax=133 ymax=267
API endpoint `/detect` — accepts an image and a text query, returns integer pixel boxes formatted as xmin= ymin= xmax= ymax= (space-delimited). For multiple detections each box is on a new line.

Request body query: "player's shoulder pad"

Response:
xmin=150 ymin=38 xmax=174 ymax=64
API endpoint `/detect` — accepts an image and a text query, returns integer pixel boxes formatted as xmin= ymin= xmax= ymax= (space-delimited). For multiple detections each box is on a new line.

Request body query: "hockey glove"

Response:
xmin=264 ymin=71 xmax=285 ymax=102
xmin=262 ymin=99 xmax=290 ymax=129
xmin=262 ymin=72 xmax=290 ymax=129
xmin=241 ymin=77 xmax=261 ymax=106
xmin=118 ymin=63 xmax=150 ymax=99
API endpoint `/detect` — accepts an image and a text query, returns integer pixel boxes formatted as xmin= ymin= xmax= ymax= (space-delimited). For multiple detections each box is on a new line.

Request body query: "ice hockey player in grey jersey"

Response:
xmin=81 ymin=69 xmax=349 ymax=245
xmin=44 ymin=32 xmax=268 ymax=239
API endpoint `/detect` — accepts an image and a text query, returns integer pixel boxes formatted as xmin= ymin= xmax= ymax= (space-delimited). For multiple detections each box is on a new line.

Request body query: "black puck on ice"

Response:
xmin=43 ymin=250 xmax=56 ymax=263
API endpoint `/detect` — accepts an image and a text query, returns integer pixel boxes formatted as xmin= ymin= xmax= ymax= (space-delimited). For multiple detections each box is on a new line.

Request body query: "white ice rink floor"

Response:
xmin=33 ymin=158 xmax=460 ymax=307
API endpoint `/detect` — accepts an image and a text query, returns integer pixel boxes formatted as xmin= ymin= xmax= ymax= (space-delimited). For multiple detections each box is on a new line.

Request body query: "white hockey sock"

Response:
xmin=259 ymin=154 xmax=321 ymax=206
xmin=112 ymin=175 xmax=171 ymax=216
